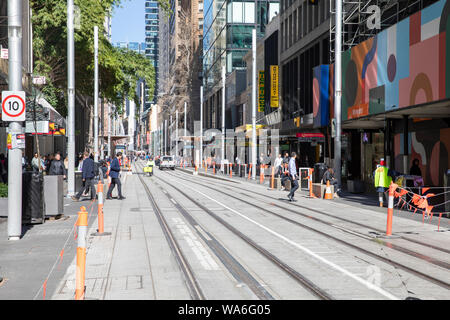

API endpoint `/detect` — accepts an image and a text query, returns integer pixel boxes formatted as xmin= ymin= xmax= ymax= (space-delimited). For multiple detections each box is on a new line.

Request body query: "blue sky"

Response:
xmin=111 ymin=0 xmax=145 ymax=44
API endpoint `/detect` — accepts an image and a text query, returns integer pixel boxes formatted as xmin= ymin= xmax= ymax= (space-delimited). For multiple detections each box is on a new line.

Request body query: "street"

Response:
xmin=2 ymin=160 xmax=447 ymax=300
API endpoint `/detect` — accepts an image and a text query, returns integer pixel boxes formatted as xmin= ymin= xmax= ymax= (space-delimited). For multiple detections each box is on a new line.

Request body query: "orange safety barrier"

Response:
xmin=213 ymin=162 xmax=216 ymax=175
xmin=324 ymin=180 xmax=333 ymax=200
xmin=260 ymin=164 xmax=264 ymax=184
xmin=248 ymin=164 xmax=252 ymax=180
xmin=229 ymin=164 xmax=232 ymax=178
xmin=270 ymin=166 xmax=275 ymax=189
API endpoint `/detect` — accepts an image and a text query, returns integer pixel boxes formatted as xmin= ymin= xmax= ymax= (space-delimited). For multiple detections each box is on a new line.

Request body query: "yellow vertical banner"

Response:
xmin=258 ymin=71 xmax=265 ymax=113
xmin=270 ymin=65 xmax=279 ymax=107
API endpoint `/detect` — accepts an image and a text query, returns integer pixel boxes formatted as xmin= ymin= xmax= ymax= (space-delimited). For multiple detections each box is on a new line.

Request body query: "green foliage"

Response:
xmin=0 ymin=183 xmax=7 ymax=198
xmin=31 ymin=0 xmax=155 ymax=114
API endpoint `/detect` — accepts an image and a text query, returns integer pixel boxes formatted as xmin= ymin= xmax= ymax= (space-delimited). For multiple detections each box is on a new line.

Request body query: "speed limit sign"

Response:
xmin=2 ymin=91 xmax=26 ymax=122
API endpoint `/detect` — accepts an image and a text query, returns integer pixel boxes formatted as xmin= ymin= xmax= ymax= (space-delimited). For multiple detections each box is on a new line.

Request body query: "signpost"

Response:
xmin=2 ymin=91 xmax=26 ymax=122
xmin=1 ymin=48 xmax=8 ymax=59
xmin=270 ymin=65 xmax=279 ymax=107
xmin=258 ymin=71 xmax=265 ymax=113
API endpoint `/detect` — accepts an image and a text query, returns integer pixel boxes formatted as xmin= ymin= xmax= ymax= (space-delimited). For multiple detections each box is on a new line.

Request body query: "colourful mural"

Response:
xmin=394 ymin=128 xmax=450 ymax=186
xmin=312 ymin=65 xmax=330 ymax=128
xmin=341 ymin=0 xmax=450 ymax=120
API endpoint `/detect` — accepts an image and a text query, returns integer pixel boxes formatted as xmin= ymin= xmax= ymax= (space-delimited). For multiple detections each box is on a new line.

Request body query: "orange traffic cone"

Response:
xmin=324 ymin=181 xmax=333 ymax=200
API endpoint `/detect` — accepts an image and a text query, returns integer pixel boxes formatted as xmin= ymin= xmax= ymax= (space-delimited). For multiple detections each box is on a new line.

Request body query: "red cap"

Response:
xmin=380 ymin=158 xmax=385 ymax=166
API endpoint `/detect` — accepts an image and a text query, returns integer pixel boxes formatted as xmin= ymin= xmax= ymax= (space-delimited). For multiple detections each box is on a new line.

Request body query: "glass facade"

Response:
xmin=203 ymin=0 xmax=279 ymax=95
xmin=145 ymin=0 xmax=160 ymax=107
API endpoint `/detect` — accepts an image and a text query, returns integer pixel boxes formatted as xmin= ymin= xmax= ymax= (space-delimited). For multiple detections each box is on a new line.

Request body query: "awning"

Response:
xmin=342 ymin=99 xmax=450 ymax=130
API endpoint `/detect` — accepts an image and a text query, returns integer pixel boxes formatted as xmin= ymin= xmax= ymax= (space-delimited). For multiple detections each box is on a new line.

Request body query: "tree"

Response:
xmin=30 ymin=0 xmax=155 ymax=116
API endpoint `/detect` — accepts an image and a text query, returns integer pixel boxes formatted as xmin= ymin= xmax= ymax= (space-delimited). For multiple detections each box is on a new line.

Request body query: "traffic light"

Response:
xmin=309 ymin=0 xmax=318 ymax=5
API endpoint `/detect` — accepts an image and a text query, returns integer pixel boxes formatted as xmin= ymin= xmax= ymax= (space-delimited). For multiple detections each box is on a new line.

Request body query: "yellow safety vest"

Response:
xmin=374 ymin=166 xmax=392 ymax=188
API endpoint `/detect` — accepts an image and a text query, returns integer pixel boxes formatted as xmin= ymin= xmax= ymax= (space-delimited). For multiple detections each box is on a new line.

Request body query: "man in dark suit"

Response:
xmin=72 ymin=152 xmax=96 ymax=201
xmin=106 ymin=152 xmax=125 ymax=200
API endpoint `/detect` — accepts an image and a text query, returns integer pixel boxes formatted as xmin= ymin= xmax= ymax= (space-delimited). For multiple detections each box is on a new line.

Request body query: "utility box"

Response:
xmin=44 ymin=175 xmax=64 ymax=216
xmin=22 ymin=171 xmax=45 ymax=224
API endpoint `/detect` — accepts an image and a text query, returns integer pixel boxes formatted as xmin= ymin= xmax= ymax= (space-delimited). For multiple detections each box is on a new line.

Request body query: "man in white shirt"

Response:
xmin=287 ymin=152 xmax=299 ymax=202
xmin=274 ymin=154 xmax=283 ymax=177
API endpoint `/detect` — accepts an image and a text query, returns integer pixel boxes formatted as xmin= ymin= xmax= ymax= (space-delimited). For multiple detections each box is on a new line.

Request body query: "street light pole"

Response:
xmin=251 ymin=28 xmax=257 ymax=180
xmin=7 ymin=0 xmax=23 ymax=240
xmin=222 ymin=65 xmax=226 ymax=170
xmin=67 ymin=0 xmax=76 ymax=196
xmin=184 ymin=101 xmax=187 ymax=158
xmin=94 ymin=26 xmax=99 ymax=162
xmin=200 ymin=86 xmax=203 ymax=168
xmin=334 ymin=0 xmax=342 ymax=187
xmin=176 ymin=110 xmax=179 ymax=158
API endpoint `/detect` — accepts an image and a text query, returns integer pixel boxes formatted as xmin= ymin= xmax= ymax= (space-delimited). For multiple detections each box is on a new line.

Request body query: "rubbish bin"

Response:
xmin=22 ymin=171 xmax=45 ymax=224
xmin=44 ymin=175 xmax=64 ymax=216
xmin=313 ymin=163 xmax=328 ymax=183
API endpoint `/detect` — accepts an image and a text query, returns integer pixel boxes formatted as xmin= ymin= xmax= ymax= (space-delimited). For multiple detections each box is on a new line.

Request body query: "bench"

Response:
xmin=312 ymin=182 xmax=334 ymax=198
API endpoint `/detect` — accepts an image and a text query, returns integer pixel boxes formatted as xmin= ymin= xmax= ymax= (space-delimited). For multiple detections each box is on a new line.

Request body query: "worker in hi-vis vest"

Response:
xmin=145 ymin=157 xmax=155 ymax=176
xmin=374 ymin=158 xmax=393 ymax=207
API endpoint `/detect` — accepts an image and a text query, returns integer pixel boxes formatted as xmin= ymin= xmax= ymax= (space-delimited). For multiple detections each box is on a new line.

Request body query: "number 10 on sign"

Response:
xmin=2 ymin=91 xmax=26 ymax=122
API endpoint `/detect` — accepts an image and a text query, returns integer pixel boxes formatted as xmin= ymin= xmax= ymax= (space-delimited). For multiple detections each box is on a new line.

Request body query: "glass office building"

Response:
xmin=203 ymin=0 xmax=279 ymax=96
xmin=145 ymin=0 xmax=160 ymax=107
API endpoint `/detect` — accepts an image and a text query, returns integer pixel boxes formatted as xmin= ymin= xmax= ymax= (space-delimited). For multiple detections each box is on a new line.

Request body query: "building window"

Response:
xmin=227 ymin=1 xmax=255 ymax=24
xmin=293 ymin=9 xmax=297 ymax=43
xmin=298 ymin=5 xmax=302 ymax=39
xmin=288 ymin=14 xmax=292 ymax=48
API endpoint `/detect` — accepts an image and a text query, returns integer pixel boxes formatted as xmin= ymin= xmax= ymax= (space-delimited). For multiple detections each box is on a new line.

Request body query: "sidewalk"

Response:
xmin=51 ymin=171 xmax=190 ymax=300
xmin=0 ymin=196 xmax=98 ymax=300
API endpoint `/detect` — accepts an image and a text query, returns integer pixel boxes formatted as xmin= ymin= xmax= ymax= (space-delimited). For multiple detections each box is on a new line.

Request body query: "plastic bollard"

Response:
xmin=386 ymin=182 xmax=396 ymax=236
xmin=75 ymin=207 xmax=88 ymax=300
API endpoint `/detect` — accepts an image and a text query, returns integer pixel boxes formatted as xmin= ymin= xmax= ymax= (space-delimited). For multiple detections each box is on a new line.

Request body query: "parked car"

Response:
xmin=159 ymin=156 xmax=175 ymax=170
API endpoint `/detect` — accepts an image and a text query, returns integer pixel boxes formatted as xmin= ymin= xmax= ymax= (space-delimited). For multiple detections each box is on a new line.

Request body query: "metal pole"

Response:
xmin=176 ymin=110 xmax=178 ymax=158
xmin=251 ymin=28 xmax=257 ymax=180
xmin=67 ymin=0 xmax=76 ymax=196
xmin=184 ymin=101 xmax=187 ymax=158
xmin=200 ymin=86 xmax=203 ymax=168
xmin=7 ymin=0 xmax=23 ymax=240
xmin=108 ymin=104 xmax=111 ymax=158
xmin=94 ymin=26 xmax=99 ymax=162
xmin=222 ymin=65 xmax=226 ymax=170
xmin=170 ymin=114 xmax=173 ymax=156
xmin=164 ymin=119 xmax=167 ymax=155
xmin=334 ymin=0 xmax=342 ymax=187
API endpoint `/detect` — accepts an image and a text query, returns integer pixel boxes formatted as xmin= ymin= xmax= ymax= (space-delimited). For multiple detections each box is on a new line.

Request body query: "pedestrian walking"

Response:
xmin=106 ymin=152 xmax=126 ymax=200
xmin=31 ymin=153 xmax=45 ymax=172
xmin=49 ymin=152 xmax=67 ymax=178
xmin=72 ymin=152 xmax=96 ymax=201
xmin=281 ymin=152 xmax=290 ymax=190
xmin=287 ymin=152 xmax=299 ymax=202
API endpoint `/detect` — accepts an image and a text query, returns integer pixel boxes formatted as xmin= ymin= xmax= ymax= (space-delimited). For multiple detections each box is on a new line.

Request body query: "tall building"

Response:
xmin=113 ymin=41 xmax=147 ymax=54
xmin=145 ymin=0 xmax=160 ymax=107
xmin=202 ymin=0 xmax=279 ymax=129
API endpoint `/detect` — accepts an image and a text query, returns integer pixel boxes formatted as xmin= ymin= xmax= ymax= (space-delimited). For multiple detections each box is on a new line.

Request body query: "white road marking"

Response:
xmin=195 ymin=225 xmax=212 ymax=241
xmin=171 ymin=218 xmax=219 ymax=271
xmin=170 ymin=198 xmax=177 ymax=205
xmin=176 ymin=181 xmax=400 ymax=300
